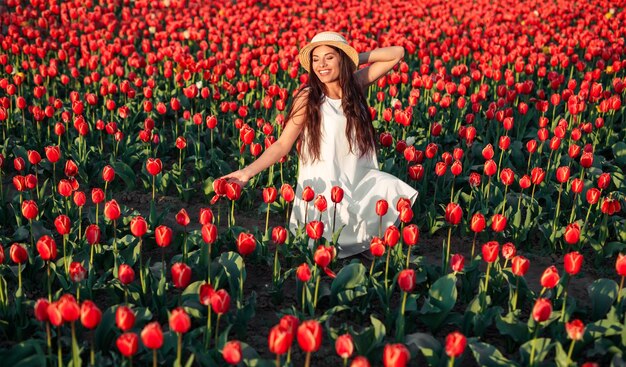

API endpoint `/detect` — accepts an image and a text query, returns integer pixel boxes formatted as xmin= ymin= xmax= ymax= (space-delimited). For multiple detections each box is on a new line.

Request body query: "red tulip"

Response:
xmin=335 ymin=333 xmax=354 ymax=359
xmin=483 ymin=159 xmax=497 ymax=176
xmin=69 ymin=262 xmax=86 ymax=282
xmin=531 ymin=167 xmax=545 ymax=185
xmin=145 ymin=158 xmax=163 ymax=176
xmin=481 ymin=241 xmax=499 ymax=263
xmin=302 ymin=186 xmax=315 ymax=202
xmin=396 ymin=198 xmax=411 ymax=211
xmin=585 ymin=188 xmax=601 ymax=205
xmin=532 ymin=298 xmax=552 ymax=322
xmin=155 ymin=225 xmax=172 ymax=247
xmin=199 ymin=207 xmax=214 ymax=225
xmin=57 ymin=179 xmax=73 ymax=197
xmin=21 ymin=200 xmax=38 ymax=220
xmin=176 ymin=208 xmax=190 ymax=227
xmin=222 ymin=340 xmax=242 ymax=365
xmin=272 ymin=226 xmax=287 ymax=245
xmin=116 ymin=332 xmax=139 ymax=357
xmin=314 ymin=246 xmax=334 ymax=268
xmin=104 ymin=200 xmax=121 ymax=221
xmin=47 ymin=302 xmax=64 ymax=327
xmin=80 ymin=300 xmax=102 ymax=329
xmin=118 ymin=264 xmax=135 ymax=285
xmin=540 ymin=265 xmax=560 ymax=289
xmin=445 ymin=203 xmax=462 ymax=225
xmin=519 ymin=175 xmax=531 ymax=189
xmin=306 ymin=221 xmax=324 ymax=240
xmin=34 ymin=298 xmax=50 ymax=322
xmin=579 ymin=151 xmax=593 ymax=168
xmin=351 ymin=356 xmax=371 ymax=367
xmin=280 ymin=183 xmax=295 ymax=202
xmin=36 ymin=235 xmax=57 ymax=261
xmin=130 ymin=216 xmax=148 ymax=237
xmin=482 ymin=144 xmax=494 ymax=160
xmin=601 ymin=197 xmax=621 ymax=215
xmin=565 ymin=319 xmax=585 ymax=341
xmin=402 ymin=224 xmax=419 ymax=246
xmin=45 ymin=146 xmax=61 ymax=163
xmin=102 ymin=165 xmax=115 ymax=182
xmin=500 ymin=168 xmax=515 ymax=186
xmin=450 ymin=160 xmax=462 ymax=176
xmin=331 ymin=186 xmax=344 ymax=203
xmin=116 ymin=305 xmax=135 ymax=331
xmin=398 ymin=206 xmax=413 ymax=223
xmin=211 ymin=289 xmax=231 ymax=315
xmin=384 ymin=225 xmax=400 ymax=247
xmin=383 ymin=343 xmax=410 ymax=367
xmin=297 ymin=263 xmax=312 ymax=282
xmin=616 ymin=254 xmax=626 ymax=276
xmin=314 ymin=195 xmax=328 ymax=213
xmin=85 ymin=224 xmax=101 ymax=245
xmin=564 ymin=251 xmax=583 ymax=275
xmin=563 ymin=223 xmax=580 ymax=244
xmin=27 ymin=150 xmax=41 ymax=165
xmin=169 ymin=307 xmax=191 ymax=334
xmin=556 ymin=166 xmax=570 ymax=183
xmin=10 ymin=243 xmax=28 ymax=264
xmin=468 ymin=172 xmax=481 ymax=187
xmin=370 ymin=237 xmax=385 ymax=257
xmin=571 ymin=178 xmax=584 ymax=194
xmin=511 ymin=256 xmax=530 ymax=276
xmin=376 ymin=199 xmax=389 ymax=216
xmin=91 ymin=188 xmax=105 ymax=204
xmin=269 ymin=324 xmax=293 ymax=355
xmin=470 ymin=213 xmax=486 ymax=232
xmin=501 ymin=242 xmax=516 ymax=260
xmin=597 ymin=173 xmax=611 ymax=190
xmin=491 ymin=214 xmax=507 ymax=232
xmin=263 ymin=186 xmax=278 ymax=203
xmin=73 ymin=191 xmax=86 ymax=207
xmin=141 ymin=321 xmax=164 ymax=350
xmin=397 ymin=269 xmax=416 ymax=292
xmin=450 ymin=254 xmax=465 ymax=272
xmin=225 ymin=182 xmax=242 ymax=200
xmin=236 ymin=232 xmax=256 ymax=255
xmin=199 ymin=283 xmax=215 ymax=306
xmin=58 ymin=294 xmax=80 ymax=322
xmin=444 ymin=331 xmax=467 ymax=358
xmin=171 ymin=262 xmax=192 ymax=289
xmin=202 ymin=223 xmax=218 ymax=244
xmin=297 ymin=320 xmax=323 ymax=353
xmin=64 ymin=160 xmax=78 ymax=177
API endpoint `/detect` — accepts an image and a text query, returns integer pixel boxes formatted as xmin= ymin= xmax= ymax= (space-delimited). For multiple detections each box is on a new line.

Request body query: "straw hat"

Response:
xmin=299 ymin=31 xmax=359 ymax=73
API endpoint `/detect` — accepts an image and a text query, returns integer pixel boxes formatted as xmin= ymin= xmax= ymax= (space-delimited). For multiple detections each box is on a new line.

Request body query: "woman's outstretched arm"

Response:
xmin=354 ymin=46 xmax=405 ymax=88
xmin=220 ymin=91 xmax=308 ymax=187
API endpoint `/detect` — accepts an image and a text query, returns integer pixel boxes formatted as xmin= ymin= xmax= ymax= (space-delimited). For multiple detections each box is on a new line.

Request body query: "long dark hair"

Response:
xmin=286 ymin=45 xmax=375 ymax=163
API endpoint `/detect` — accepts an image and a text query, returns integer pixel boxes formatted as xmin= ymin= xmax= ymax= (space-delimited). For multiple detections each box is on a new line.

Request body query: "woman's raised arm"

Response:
xmin=220 ymin=91 xmax=308 ymax=187
xmin=354 ymin=46 xmax=405 ymax=88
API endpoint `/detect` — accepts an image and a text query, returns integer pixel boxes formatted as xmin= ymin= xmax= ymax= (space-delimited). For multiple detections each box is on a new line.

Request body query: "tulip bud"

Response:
xmin=141 ymin=322 xmax=164 ymax=350
xmin=223 ymin=340 xmax=242 ymax=365
xmin=532 ymin=298 xmax=552 ymax=322
xmin=297 ymin=320 xmax=323 ymax=353
xmin=540 ymin=265 xmax=560 ymax=289
xmin=444 ymin=331 xmax=467 ymax=358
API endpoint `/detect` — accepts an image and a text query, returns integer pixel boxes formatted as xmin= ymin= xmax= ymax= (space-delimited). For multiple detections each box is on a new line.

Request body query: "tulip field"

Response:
xmin=1 ymin=0 xmax=626 ymax=365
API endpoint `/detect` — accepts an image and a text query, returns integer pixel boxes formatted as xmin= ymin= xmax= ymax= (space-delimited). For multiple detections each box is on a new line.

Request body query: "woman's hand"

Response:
xmin=220 ymin=169 xmax=251 ymax=187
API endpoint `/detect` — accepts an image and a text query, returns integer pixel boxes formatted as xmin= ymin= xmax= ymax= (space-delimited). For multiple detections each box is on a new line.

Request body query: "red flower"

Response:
xmin=481 ymin=241 xmax=499 ymax=263
xmin=199 ymin=207 xmax=214 ymax=225
xmin=531 ymin=167 xmax=545 ymax=185
xmin=202 ymin=223 xmax=218 ymax=244
xmin=482 ymin=144 xmax=494 ymax=160
xmin=34 ymin=298 xmax=50 ymax=322
xmin=116 ymin=306 xmax=135 ymax=331
xmin=280 ymin=183 xmax=295 ymax=202
xmin=130 ymin=216 xmax=148 ymax=237
xmin=57 ymin=179 xmax=73 ymax=197
xmin=27 ymin=150 xmax=41 ymax=165
xmin=597 ymin=173 xmax=611 ymax=190
xmin=564 ymin=251 xmax=583 ymax=275
xmin=306 ymin=221 xmax=324 ymax=240
xmin=80 ymin=300 xmax=102 ymax=329
xmin=579 ymin=151 xmax=593 ymax=168
xmin=272 ymin=226 xmax=287 ymax=245
xmin=171 ymin=262 xmax=192 ymax=289
xmin=10 ymin=243 xmax=28 ymax=264
xmin=116 ymin=332 xmax=139 ymax=357
xmin=563 ymin=223 xmax=580 ymax=244
xmin=263 ymin=186 xmax=278 ymax=204
xmin=91 ymin=188 xmax=104 ymax=204
xmin=398 ymin=206 xmax=413 ymax=223
xmin=396 ymin=198 xmax=411 ymax=211
xmin=58 ymin=294 xmax=80 ymax=322
xmin=102 ymin=165 xmax=115 ymax=182
xmin=402 ymin=224 xmax=419 ymax=246
xmin=397 ymin=269 xmax=416 ymax=292
xmin=532 ymin=298 xmax=552 ymax=322
xmin=47 ymin=302 xmax=64 ymax=327
xmin=500 ymin=168 xmax=515 ymax=186
xmin=73 ymin=191 xmax=86 ymax=207
xmin=69 ymin=262 xmax=86 ymax=282
xmin=470 ymin=213 xmax=486 ymax=232
xmin=85 ymin=224 xmax=101 ymax=245
xmin=176 ymin=208 xmax=190 ymax=227
xmin=445 ymin=203 xmax=462 ymax=225
xmin=104 ymin=200 xmax=121 ymax=221
xmin=370 ymin=237 xmax=385 ymax=257
xmin=501 ymin=242 xmax=516 ymax=260
xmin=335 ymin=333 xmax=354 ymax=359
xmin=585 ymin=188 xmax=601 ymax=205
xmin=565 ymin=319 xmax=585 ymax=341
xmin=512 ymin=256 xmax=530 ymax=276
xmin=445 ymin=331 xmax=467 ymax=358
xmin=450 ymin=254 xmax=465 ymax=272
xmin=169 ymin=307 xmax=191 ymax=334
xmin=155 ymin=225 xmax=172 ymax=247
xmin=556 ymin=166 xmax=570 ymax=184
xmin=490 ymin=214 xmax=507 ymax=232
xmin=601 ymin=197 xmax=621 ymax=215
xmin=519 ymin=175 xmax=531 ymax=189
xmin=211 ymin=289 xmax=231 ymax=315
xmin=468 ymin=172 xmax=481 ymax=187
xmin=225 ymin=182 xmax=242 ymax=201
xmin=45 ymin=146 xmax=61 ymax=163
xmin=269 ymin=324 xmax=293 ymax=355
xmin=540 ymin=265 xmax=560 ymax=289
xmin=21 ymin=200 xmax=38 ymax=220
xmin=331 ymin=186 xmax=344 ymax=203
xmin=314 ymin=195 xmax=328 ymax=212
xmin=376 ymin=199 xmax=389 ymax=216
xmin=384 ymin=225 xmax=400 ymax=247
xmin=296 ymin=263 xmax=312 ymax=282
xmin=236 ymin=232 xmax=256 ymax=256
xmin=302 ymin=186 xmax=315 ymax=202
xmin=118 ymin=264 xmax=135 ymax=285
xmin=36 ymin=235 xmax=57 ymax=261
xmin=145 ymin=158 xmax=163 ymax=176
xmin=616 ymin=253 xmax=626 ymax=277
xmin=351 ymin=356 xmax=371 ymax=367
xmin=141 ymin=322 xmax=164 ymax=350
xmin=297 ymin=320 xmax=323 ymax=353
xmin=383 ymin=343 xmax=410 ymax=367
xmin=222 ymin=340 xmax=242 ymax=365
xmin=313 ymin=246 xmax=334 ymax=268
xmin=483 ymin=159 xmax=497 ymax=176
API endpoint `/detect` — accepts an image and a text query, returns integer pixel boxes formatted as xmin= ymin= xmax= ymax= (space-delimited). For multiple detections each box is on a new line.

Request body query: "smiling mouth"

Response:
xmin=318 ymin=70 xmax=330 ymax=75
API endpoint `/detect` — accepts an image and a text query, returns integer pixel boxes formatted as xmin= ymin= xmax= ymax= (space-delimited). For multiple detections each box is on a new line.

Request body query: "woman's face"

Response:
xmin=311 ymin=45 xmax=341 ymax=84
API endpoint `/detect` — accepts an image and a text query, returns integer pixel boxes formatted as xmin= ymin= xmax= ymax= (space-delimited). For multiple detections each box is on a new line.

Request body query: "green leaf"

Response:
xmin=218 ymin=251 xmax=245 ymax=297
xmin=554 ymin=341 xmax=573 ymax=367
xmin=404 ymin=332 xmax=442 ymax=366
xmin=519 ymin=338 xmax=553 ymax=366
xmin=112 ymin=161 xmax=136 ymax=190
xmin=468 ymin=339 xmax=518 ymax=367
xmin=330 ymin=262 xmax=368 ymax=305
xmin=496 ymin=310 xmax=529 ymax=343
xmin=588 ymin=278 xmax=619 ymax=320
xmin=352 ymin=315 xmax=386 ymax=357
xmin=613 ymin=141 xmax=626 ymax=167
xmin=419 ymin=273 xmax=457 ymax=330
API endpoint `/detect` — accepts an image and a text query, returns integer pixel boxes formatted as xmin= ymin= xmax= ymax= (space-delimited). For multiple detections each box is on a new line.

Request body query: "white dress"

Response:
xmin=288 ymin=95 xmax=418 ymax=258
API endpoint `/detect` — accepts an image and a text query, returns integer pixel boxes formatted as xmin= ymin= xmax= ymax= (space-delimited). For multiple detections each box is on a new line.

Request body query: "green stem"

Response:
xmin=214 ymin=314 xmax=221 ymax=346
xmin=304 ymin=352 xmax=311 ymax=367
xmin=71 ymin=322 xmax=79 ymax=367
xmin=567 ymin=340 xmax=576 ymax=362
xmin=552 ymin=183 xmax=563 ymax=233
xmin=57 ymin=327 xmax=63 ymax=367
xmin=448 ymin=356 xmax=455 ymax=367
xmin=177 ymin=333 xmax=182 ymax=366
xmin=384 ymin=246 xmax=391 ymax=296
xmin=313 ymin=266 xmax=321 ymax=312
xmin=139 ymin=239 xmax=145 ymax=293
xmin=265 ymin=203 xmax=270 ymax=239
xmin=47 ymin=262 xmax=52 ymax=302
xmin=153 ymin=348 xmax=157 ymax=367
xmin=17 ymin=263 xmax=22 ymax=297
xmin=483 ymin=262 xmax=492 ymax=310
xmin=63 ymin=235 xmax=68 ymax=277
xmin=205 ymin=306 xmax=212 ymax=349
xmin=273 ymin=245 xmax=279 ymax=285
xmin=471 ymin=232 xmax=477 ymax=259
xmin=511 ymin=276 xmax=519 ymax=311
xmin=617 ymin=276 xmax=624 ymax=303
xmin=444 ymin=226 xmax=452 ymax=270
xmin=405 ymin=246 xmax=412 ymax=269
xmin=529 ymin=326 xmax=540 ymax=367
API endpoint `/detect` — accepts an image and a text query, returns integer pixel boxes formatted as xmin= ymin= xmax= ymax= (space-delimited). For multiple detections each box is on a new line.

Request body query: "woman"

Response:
xmin=222 ymin=31 xmax=418 ymax=257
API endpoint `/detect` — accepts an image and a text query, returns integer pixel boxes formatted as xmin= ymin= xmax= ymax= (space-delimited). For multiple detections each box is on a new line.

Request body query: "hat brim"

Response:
xmin=299 ymin=41 xmax=359 ymax=73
